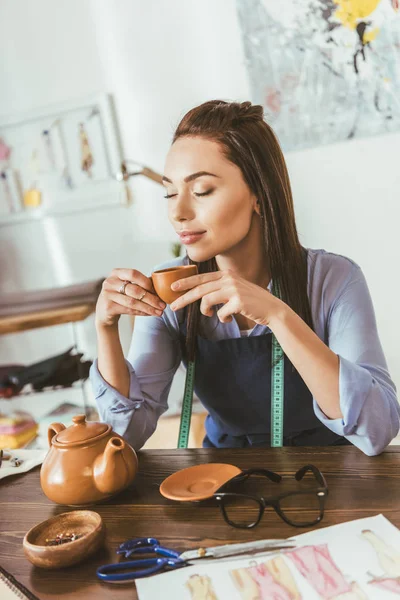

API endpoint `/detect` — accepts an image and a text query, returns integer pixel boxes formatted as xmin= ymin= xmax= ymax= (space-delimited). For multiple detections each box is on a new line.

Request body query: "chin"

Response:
xmin=185 ymin=246 xmax=216 ymax=264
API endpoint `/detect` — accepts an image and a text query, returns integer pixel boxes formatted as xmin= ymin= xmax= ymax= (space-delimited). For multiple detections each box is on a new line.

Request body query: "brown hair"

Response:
xmin=172 ymin=100 xmax=313 ymax=362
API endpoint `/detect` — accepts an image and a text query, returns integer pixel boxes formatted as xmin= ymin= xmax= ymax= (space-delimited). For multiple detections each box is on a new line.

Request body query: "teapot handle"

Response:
xmin=48 ymin=422 xmax=66 ymax=447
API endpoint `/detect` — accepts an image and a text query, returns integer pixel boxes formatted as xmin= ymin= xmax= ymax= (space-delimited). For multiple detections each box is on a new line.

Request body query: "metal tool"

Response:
xmin=96 ymin=536 xmax=296 ymax=582
xmin=179 ymin=537 xmax=295 ymax=560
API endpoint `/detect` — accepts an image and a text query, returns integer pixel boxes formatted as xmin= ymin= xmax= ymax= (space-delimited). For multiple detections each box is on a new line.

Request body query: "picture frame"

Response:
xmin=0 ymin=93 xmax=126 ymax=225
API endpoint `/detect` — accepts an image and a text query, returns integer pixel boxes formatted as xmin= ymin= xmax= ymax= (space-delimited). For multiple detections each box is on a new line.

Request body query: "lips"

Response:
xmin=178 ymin=231 xmax=206 ymax=245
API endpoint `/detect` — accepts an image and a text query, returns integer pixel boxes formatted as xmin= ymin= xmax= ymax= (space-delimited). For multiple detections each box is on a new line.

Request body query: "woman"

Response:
xmin=90 ymin=100 xmax=399 ymax=455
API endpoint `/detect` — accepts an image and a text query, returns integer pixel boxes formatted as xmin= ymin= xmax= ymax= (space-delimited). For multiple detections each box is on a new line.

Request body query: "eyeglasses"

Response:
xmin=210 ymin=464 xmax=328 ymax=529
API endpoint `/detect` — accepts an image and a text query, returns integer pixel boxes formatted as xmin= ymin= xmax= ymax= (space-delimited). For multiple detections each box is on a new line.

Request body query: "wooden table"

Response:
xmin=1 ymin=446 xmax=400 ymax=599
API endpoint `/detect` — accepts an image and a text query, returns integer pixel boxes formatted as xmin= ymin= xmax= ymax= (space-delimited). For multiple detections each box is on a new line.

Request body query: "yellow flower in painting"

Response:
xmin=363 ymin=26 xmax=380 ymax=42
xmin=334 ymin=0 xmax=382 ymax=29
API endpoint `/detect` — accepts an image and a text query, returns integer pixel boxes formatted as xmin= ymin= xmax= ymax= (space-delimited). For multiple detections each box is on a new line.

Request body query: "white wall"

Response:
xmin=287 ymin=132 xmax=400 ymax=376
xmin=0 ymin=0 xmax=399 ymax=395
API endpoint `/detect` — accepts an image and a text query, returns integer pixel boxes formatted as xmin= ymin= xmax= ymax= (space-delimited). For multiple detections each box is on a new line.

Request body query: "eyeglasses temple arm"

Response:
xmin=295 ymin=464 xmax=327 ymax=488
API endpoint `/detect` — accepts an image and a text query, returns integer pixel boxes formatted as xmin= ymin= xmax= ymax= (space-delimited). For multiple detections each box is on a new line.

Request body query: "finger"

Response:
xmin=170 ymin=281 xmax=222 ymax=311
xmin=105 ymin=301 xmax=150 ymax=318
xmin=111 ymin=302 xmax=150 ymax=317
xmin=216 ymin=301 xmax=235 ymax=323
xmin=108 ymin=291 xmax=163 ymax=317
xmin=112 ymin=268 xmax=155 ymax=293
xmin=123 ymin=283 xmax=166 ymax=310
xmin=200 ymin=291 xmax=226 ymax=317
xmin=171 ymin=271 xmax=222 ymax=292
xmin=105 ymin=278 xmax=165 ymax=310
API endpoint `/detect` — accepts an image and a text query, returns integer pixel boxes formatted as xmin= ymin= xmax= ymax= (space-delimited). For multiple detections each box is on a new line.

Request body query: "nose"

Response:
xmin=170 ymin=192 xmax=195 ymax=224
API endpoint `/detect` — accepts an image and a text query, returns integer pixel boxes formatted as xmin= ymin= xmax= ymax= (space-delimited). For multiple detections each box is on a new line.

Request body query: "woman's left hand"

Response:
xmin=169 ymin=270 xmax=285 ymax=326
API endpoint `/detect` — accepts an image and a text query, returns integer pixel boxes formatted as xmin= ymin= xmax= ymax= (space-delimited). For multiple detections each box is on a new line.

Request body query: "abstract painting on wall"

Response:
xmin=236 ymin=0 xmax=400 ymax=151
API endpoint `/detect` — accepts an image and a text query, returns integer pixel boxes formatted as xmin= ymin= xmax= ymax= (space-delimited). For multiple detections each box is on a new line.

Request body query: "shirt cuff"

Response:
xmin=89 ymin=359 xmax=144 ymax=413
xmin=313 ymin=355 xmax=372 ymax=437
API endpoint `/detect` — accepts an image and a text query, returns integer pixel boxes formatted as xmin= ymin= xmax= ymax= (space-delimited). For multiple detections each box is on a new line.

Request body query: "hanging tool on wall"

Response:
xmin=115 ymin=160 xmax=163 ymax=185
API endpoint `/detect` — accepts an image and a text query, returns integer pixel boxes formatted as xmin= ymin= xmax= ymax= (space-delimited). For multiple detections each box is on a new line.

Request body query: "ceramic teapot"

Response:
xmin=40 ymin=415 xmax=138 ymax=506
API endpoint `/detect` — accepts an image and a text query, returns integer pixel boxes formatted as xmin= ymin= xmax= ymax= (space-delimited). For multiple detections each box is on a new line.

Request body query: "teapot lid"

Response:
xmin=55 ymin=415 xmax=109 ymax=444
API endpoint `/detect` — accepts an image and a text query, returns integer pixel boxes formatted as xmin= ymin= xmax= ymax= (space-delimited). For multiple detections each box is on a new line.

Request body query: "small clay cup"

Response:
xmin=23 ymin=510 xmax=105 ymax=569
xmin=151 ymin=265 xmax=198 ymax=305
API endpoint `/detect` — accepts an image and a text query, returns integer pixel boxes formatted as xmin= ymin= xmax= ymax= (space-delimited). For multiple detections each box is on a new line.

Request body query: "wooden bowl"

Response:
xmin=160 ymin=463 xmax=242 ymax=501
xmin=151 ymin=265 xmax=198 ymax=304
xmin=23 ymin=510 xmax=105 ymax=569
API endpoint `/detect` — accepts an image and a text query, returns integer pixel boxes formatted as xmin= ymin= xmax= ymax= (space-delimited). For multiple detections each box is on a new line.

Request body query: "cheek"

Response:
xmin=185 ymin=198 xmax=252 ymax=262
xmin=208 ymin=195 xmax=253 ymax=234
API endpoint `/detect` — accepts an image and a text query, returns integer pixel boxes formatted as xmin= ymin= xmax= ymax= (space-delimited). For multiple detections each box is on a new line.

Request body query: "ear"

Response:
xmin=254 ymin=200 xmax=261 ymax=216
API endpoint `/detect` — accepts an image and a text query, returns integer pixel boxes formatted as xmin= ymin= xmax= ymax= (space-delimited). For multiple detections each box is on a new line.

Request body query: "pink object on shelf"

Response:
xmin=0 ymin=139 xmax=11 ymax=161
xmin=0 ymin=419 xmax=37 ymax=435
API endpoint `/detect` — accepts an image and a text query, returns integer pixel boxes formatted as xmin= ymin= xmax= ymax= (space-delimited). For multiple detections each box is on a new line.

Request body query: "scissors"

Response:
xmin=96 ymin=536 xmax=296 ymax=582
xmin=97 ymin=537 xmax=187 ymax=582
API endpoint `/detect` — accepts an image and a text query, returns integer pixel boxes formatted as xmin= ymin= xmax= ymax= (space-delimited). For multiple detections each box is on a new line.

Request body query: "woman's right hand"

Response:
xmin=96 ymin=268 xmax=166 ymax=328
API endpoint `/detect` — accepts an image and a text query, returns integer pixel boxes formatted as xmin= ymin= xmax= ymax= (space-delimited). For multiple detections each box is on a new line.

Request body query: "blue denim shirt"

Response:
xmin=90 ymin=248 xmax=399 ymax=455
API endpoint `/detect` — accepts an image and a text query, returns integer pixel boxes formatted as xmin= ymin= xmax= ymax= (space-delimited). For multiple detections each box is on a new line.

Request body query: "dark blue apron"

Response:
xmin=179 ymin=322 xmax=350 ymax=448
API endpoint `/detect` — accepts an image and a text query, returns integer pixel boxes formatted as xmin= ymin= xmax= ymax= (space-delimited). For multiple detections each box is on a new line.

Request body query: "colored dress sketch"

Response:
xmin=138 ymin=517 xmax=400 ymax=600
xmin=231 ymin=555 xmax=301 ymax=599
xmin=286 ymin=545 xmax=367 ymax=599
xmin=362 ymin=528 xmax=400 ymax=594
xmin=236 ymin=0 xmax=400 ymax=151
xmin=185 ymin=574 xmax=219 ymax=600
xmin=267 ymin=556 xmax=302 ymax=600
xmin=369 ymin=577 xmax=400 ymax=594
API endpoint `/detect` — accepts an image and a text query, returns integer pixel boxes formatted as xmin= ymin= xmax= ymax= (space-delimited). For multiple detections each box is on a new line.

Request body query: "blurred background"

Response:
xmin=0 ymin=0 xmax=399 ymax=449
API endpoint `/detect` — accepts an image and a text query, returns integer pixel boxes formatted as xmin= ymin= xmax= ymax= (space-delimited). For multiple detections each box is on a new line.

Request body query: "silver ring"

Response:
xmin=138 ymin=291 xmax=146 ymax=301
xmin=118 ymin=281 xmax=129 ymax=295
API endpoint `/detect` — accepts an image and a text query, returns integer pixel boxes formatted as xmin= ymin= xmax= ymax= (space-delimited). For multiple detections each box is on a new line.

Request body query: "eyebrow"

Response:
xmin=162 ymin=171 xmax=220 ymax=184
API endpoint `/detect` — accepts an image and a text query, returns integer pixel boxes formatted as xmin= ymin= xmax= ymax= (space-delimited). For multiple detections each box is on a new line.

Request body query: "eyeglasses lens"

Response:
xmin=278 ymin=491 xmax=324 ymax=526
xmin=220 ymin=494 xmax=262 ymax=528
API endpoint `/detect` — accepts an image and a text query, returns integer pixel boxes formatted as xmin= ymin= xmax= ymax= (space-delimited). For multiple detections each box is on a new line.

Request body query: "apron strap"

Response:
xmin=177 ymin=282 xmax=285 ymax=448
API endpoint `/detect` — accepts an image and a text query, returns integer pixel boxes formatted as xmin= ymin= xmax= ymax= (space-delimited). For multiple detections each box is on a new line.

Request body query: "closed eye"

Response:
xmin=163 ymin=189 xmax=214 ymax=199
xmin=194 ymin=189 xmax=213 ymax=197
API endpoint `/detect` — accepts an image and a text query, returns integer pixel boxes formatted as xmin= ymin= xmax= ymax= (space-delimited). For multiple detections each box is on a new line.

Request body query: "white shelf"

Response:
xmin=0 ymin=183 xmax=128 ymax=227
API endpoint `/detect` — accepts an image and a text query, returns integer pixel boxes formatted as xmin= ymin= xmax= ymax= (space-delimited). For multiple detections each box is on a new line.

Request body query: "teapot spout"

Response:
xmin=93 ymin=437 xmax=136 ymax=495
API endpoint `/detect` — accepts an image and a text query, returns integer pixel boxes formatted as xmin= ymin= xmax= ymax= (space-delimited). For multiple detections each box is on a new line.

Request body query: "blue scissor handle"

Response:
xmin=117 ymin=537 xmax=159 ymax=555
xmin=122 ymin=545 xmax=180 ymax=559
xmin=116 ymin=537 xmax=181 ymax=560
xmin=96 ymin=556 xmax=186 ymax=582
